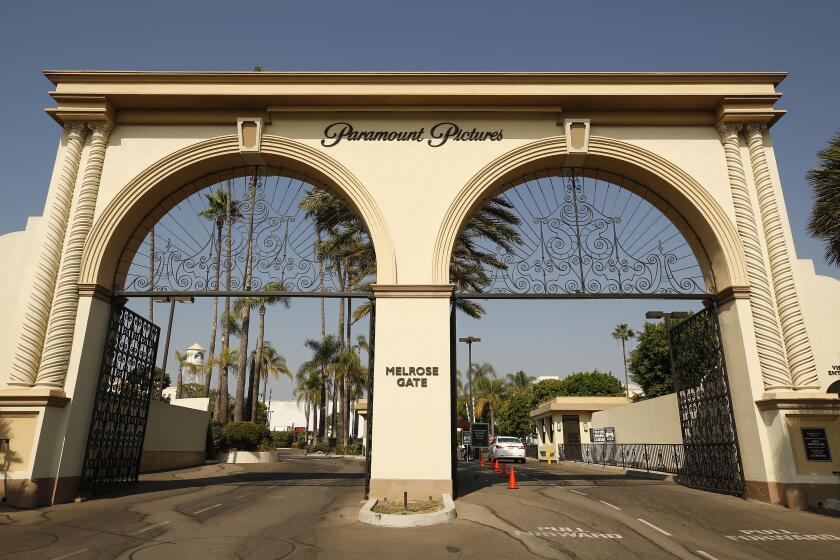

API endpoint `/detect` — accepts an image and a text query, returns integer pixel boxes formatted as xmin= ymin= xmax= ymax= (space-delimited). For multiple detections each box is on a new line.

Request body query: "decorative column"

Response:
xmin=744 ymin=124 xmax=820 ymax=390
xmin=8 ymin=123 xmax=88 ymax=387
xmin=36 ymin=121 xmax=113 ymax=388
xmin=717 ymin=123 xmax=791 ymax=390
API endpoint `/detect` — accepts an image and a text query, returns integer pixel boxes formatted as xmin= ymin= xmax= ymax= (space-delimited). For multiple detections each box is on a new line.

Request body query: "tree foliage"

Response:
xmin=807 ymin=130 xmax=840 ymax=266
xmin=628 ymin=322 xmax=673 ymax=398
xmin=555 ymin=370 xmax=625 ymax=396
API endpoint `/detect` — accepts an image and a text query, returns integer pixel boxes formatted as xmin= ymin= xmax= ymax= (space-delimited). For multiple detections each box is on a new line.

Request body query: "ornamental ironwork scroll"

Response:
xmin=473 ymin=170 xmax=711 ymax=295
xmin=121 ymin=167 xmax=374 ymax=294
xmin=80 ymin=305 xmax=160 ymax=494
xmin=669 ymin=307 xmax=745 ymax=497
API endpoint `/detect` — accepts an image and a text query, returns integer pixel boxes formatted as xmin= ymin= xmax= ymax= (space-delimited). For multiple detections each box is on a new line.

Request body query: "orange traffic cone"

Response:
xmin=494 ymin=459 xmax=500 ymax=472
xmin=508 ymin=467 xmax=518 ymax=489
xmin=480 ymin=455 xmax=484 ymax=467
xmin=500 ymin=463 xmax=507 ymax=477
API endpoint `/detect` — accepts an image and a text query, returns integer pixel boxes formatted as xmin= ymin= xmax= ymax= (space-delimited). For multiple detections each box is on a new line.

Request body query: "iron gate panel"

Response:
xmin=669 ymin=306 xmax=745 ymax=497
xmin=80 ymin=304 xmax=160 ymax=494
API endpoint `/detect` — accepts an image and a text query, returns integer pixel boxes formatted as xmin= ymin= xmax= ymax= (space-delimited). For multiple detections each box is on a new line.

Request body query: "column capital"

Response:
xmin=743 ymin=122 xmax=768 ymax=137
xmin=87 ymin=120 xmax=113 ymax=135
xmin=716 ymin=122 xmax=742 ymax=143
xmin=63 ymin=121 xmax=88 ymax=138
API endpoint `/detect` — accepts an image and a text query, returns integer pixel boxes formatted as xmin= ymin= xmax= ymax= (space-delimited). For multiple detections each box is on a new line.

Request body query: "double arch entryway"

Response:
xmin=75 ymin=134 xmax=748 ymax=502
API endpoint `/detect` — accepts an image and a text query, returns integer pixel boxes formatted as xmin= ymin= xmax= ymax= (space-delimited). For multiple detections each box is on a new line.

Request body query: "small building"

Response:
xmin=530 ymin=396 xmax=630 ymax=461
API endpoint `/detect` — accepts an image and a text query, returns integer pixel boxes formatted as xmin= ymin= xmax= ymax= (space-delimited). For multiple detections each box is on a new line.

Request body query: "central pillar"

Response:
xmin=369 ymin=284 xmax=453 ymax=500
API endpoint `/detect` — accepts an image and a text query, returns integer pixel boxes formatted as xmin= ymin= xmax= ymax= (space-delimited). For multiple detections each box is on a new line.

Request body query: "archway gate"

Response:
xmin=79 ymin=166 xmax=378 ymax=497
xmin=449 ymin=168 xmax=745 ymax=498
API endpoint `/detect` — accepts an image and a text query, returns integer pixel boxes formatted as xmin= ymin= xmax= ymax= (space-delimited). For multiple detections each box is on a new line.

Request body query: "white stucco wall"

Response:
xmin=591 ymin=394 xmax=683 ymax=444
xmin=143 ymin=400 xmax=209 ymax=453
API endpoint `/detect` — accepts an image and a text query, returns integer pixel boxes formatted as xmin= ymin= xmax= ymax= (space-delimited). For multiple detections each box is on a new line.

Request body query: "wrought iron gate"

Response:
xmin=668 ymin=305 xmax=745 ymax=497
xmin=79 ymin=304 xmax=160 ymax=495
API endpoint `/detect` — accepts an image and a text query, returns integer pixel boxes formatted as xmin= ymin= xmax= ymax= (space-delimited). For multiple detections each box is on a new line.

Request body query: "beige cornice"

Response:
xmin=43 ymin=70 xmax=788 ymax=128
xmin=717 ymin=285 xmax=750 ymax=305
xmin=371 ymin=284 xmax=454 ymax=298
xmin=45 ymin=94 xmax=114 ymax=125
xmin=44 ymin=71 xmax=788 ymax=86
xmin=756 ymin=391 xmax=840 ymax=411
xmin=0 ymin=388 xmax=70 ymax=408
xmin=715 ymin=96 xmax=786 ymax=126
xmin=77 ymin=283 xmax=112 ymax=302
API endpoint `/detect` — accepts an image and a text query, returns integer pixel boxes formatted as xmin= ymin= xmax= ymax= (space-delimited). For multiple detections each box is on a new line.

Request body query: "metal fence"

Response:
xmin=555 ymin=443 xmax=683 ymax=475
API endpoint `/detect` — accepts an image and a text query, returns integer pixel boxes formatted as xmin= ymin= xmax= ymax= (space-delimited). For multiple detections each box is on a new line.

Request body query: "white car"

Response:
xmin=488 ymin=436 xmax=526 ymax=463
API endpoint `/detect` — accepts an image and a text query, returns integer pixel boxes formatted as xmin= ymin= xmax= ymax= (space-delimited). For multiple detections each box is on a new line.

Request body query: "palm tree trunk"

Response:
xmin=250 ymin=306 xmax=266 ymax=422
xmin=318 ymin=370 xmax=327 ymax=442
xmin=621 ymin=338 xmax=628 ymax=397
xmin=218 ymin=180 xmax=233 ymax=424
xmin=234 ymin=172 xmax=258 ymax=422
xmin=245 ymin=351 xmax=256 ymax=421
xmin=148 ymin=227 xmax=154 ymax=322
xmin=205 ymin=220 xmax=222 ymax=398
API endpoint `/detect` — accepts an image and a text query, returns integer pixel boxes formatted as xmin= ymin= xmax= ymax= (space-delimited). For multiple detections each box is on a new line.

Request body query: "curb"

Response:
xmin=359 ymin=494 xmax=456 ymax=527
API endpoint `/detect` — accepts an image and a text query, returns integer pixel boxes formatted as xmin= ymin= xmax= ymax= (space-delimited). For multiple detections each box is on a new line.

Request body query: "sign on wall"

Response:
xmin=385 ymin=365 xmax=439 ymax=388
xmin=801 ymin=428 xmax=832 ymax=461
xmin=604 ymin=427 xmax=616 ymax=442
xmin=321 ymin=122 xmax=504 ymax=148
xmin=471 ymin=423 xmax=490 ymax=447
xmin=591 ymin=428 xmax=606 ymax=443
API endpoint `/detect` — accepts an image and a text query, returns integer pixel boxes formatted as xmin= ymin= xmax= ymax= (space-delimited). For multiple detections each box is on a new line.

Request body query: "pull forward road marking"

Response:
xmin=193 ymin=503 xmax=222 ymax=514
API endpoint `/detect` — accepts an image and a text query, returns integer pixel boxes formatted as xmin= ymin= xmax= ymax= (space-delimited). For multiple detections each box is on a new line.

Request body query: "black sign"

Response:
xmin=470 ymin=423 xmax=489 ymax=447
xmin=321 ymin=122 xmax=504 ymax=148
xmin=604 ymin=427 xmax=616 ymax=443
xmin=591 ymin=428 xmax=606 ymax=443
xmin=801 ymin=428 xmax=832 ymax=461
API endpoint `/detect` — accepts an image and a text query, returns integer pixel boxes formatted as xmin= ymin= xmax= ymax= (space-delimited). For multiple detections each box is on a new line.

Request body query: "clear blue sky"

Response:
xmin=2 ymin=1 xmax=838 ymax=399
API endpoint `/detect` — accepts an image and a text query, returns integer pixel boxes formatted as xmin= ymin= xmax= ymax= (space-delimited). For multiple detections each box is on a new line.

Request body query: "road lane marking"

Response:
xmin=696 ymin=551 xmax=720 ymax=560
xmin=267 ymin=485 xmax=277 ymax=490
xmin=133 ymin=521 xmax=171 ymax=534
xmin=233 ymin=493 xmax=254 ymax=500
xmin=637 ymin=518 xmax=672 ymax=536
xmin=193 ymin=503 xmax=222 ymax=514
xmin=569 ymin=490 xmax=588 ymax=496
xmin=599 ymin=500 xmax=621 ymax=510
xmin=52 ymin=549 xmax=89 ymax=560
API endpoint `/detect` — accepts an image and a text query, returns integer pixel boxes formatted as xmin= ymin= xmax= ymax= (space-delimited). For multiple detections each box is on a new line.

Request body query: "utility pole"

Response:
xmin=458 ymin=336 xmax=481 ymax=423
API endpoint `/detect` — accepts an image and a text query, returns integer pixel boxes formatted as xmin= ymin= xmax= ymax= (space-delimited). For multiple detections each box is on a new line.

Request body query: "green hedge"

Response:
xmin=222 ymin=421 xmax=271 ymax=451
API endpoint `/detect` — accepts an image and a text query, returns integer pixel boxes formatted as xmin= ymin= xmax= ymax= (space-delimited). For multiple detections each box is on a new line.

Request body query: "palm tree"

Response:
xmin=199 ymin=187 xmax=235 ymax=398
xmin=260 ymin=342 xmax=291 ymax=407
xmin=174 ymin=351 xmax=200 ymax=399
xmin=475 ymin=373 xmax=507 ymax=438
xmin=506 ymin=370 xmax=534 ymax=393
xmin=299 ymin=335 xmax=342 ymax=442
xmin=294 ymin=367 xmax=321 ymax=440
xmin=217 ymin=180 xmax=242 ymax=423
xmin=235 ymin=281 xmax=290 ymax=421
xmin=807 ymin=130 xmax=840 ymax=266
xmin=612 ymin=323 xmax=636 ymax=397
xmin=333 ymin=348 xmax=366 ymax=444
xmin=234 ymin=170 xmax=261 ymax=422
xmin=208 ymin=347 xmax=238 ymax=419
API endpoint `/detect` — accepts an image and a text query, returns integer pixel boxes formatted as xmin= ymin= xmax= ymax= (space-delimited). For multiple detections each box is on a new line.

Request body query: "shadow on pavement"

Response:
xmin=455 ymin=460 xmax=673 ymax=499
xmin=83 ymin=462 xmax=365 ymax=502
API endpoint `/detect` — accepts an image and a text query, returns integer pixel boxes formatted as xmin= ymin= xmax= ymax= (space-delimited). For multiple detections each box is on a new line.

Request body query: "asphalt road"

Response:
xmin=1 ymin=454 xmax=838 ymax=559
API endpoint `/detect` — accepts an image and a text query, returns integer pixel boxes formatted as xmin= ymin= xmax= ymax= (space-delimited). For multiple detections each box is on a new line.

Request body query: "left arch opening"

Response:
xmin=118 ymin=165 xmax=376 ymax=295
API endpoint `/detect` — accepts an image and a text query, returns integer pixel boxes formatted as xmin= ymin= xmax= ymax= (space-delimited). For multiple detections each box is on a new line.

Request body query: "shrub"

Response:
xmin=222 ymin=421 xmax=271 ymax=451
xmin=206 ymin=420 xmax=225 ymax=456
xmin=271 ymin=431 xmax=295 ymax=448
xmin=336 ymin=439 xmax=363 ymax=456
xmin=294 ymin=437 xmax=308 ymax=449
xmin=306 ymin=442 xmax=330 ymax=454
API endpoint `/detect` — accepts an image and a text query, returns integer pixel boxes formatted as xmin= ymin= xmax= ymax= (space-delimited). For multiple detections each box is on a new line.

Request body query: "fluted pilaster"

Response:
xmin=744 ymin=124 xmax=819 ymax=390
xmin=717 ymin=123 xmax=791 ymax=390
xmin=36 ymin=122 xmax=112 ymax=388
xmin=8 ymin=123 xmax=88 ymax=387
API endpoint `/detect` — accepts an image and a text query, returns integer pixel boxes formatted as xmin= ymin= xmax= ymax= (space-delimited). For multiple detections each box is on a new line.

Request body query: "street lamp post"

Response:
xmin=458 ymin=336 xmax=481 ymax=425
xmin=645 ymin=311 xmax=690 ymax=391
xmin=153 ymin=296 xmax=195 ymax=400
